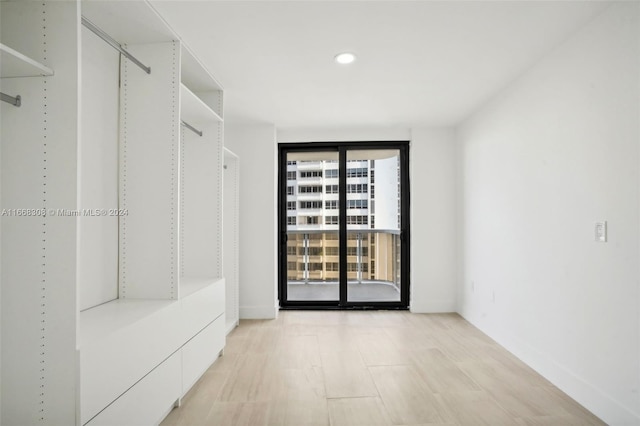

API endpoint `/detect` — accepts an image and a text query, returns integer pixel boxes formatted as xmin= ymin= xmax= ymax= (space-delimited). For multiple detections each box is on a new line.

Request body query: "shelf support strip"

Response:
xmin=81 ymin=16 xmax=151 ymax=75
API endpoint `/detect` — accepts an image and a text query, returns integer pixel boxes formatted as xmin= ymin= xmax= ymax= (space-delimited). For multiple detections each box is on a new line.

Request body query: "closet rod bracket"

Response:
xmin=1 ymin=92 xmax=21 ymax=107
xmin=181 ymin=120 xmax=203 ymax=137
xmin=81 ymin=16 xmax=151 ymax=75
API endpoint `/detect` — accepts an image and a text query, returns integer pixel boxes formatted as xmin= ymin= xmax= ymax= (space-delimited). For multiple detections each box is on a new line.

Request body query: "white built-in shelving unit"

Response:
xmin=1 ymin=43 xmax=54 ymax=78
xmin=1 ymin=1 xmax=228 ymax=425
xmin=1 ymin=2 xmax=80 ymax=424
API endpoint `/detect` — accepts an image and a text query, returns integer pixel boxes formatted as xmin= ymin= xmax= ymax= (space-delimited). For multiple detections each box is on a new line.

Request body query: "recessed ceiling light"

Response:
xmin=334 ymin=52 xmax=356 ymax=65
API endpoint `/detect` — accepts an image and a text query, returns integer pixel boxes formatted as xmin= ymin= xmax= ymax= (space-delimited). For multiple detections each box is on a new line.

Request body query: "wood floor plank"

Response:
xmin=485 ymin=385 xmax=578 ymax=418
xmin=410 ymin=348 xmax=481 ymax=393
xmin=271 ymin=334 xmax=322 ymax=369
xmin=431 ymin=334 xmax=486 ymax=363
xmin=204 ymin=401 xmax=286 ymax=426
xmin=369 ymin=365 xmax=453 ymax=425
xmin=245 ymin=326 xmax=284 ymax=354
xmin=366 ymin=310 xmax=411 ymax=327
xmin=456 ymin=359 xmax=539 ymax=391
xmin=383 ymin=326 xmax=440 ymax=352
xmin=321 ymin=350 xmax=379 ymax=398
xmin=356 ymin=333 xmax=413 ymax=366
xmin=161 ymin=312 xmax=605 ymax=426
xmin=538 ymin=387 xmax=605 ymax=425
xmin=435 ymin=390 xmax=516 ymax=425
xmin=317 ymin=329 xmax=362 ymax=353
xmin=218 ymin=354 xmax=286 ymax=402
xmin=516 ymin=413 xmax=605 ymax=425
xmin=327 ymin=397 xmax=392 ymax=426
xmin=281 ymin=310 xmax=344 ymax=327
xmin=224 ymin=334 xmax=250 ymax=355
xmin=183 ymin=370 xmax=230 ymax=407
xmin=280 ymin=367 xmax=326 ymax=400
xmin=283 ymin=399 xmax=329 ymax=426
xmin=208 ymin=351 xmax=240 ymax=374
xmin=481 ymin=349 xmax=554 ymax=387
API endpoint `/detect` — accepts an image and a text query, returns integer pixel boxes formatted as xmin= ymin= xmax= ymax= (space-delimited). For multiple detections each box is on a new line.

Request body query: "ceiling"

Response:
xmin=151 ymin=0 xmax=609 ymax=129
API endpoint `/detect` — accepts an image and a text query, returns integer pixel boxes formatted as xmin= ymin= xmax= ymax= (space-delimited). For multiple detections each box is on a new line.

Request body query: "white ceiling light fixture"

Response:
xmin=334 ymin=52 xmax=356 ymax=65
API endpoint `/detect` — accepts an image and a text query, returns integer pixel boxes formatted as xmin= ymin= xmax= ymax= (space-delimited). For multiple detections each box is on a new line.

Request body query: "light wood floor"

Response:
xmin=162 ymin=311 xmax=604 ymax=426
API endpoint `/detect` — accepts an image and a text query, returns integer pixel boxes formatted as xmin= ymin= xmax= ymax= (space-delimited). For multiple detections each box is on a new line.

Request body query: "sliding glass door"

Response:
xmin=345 ymin=148 xmax=402 ymax=303
xmin=278 ymin=142 xmax=409 ymax=309
xmin=284 ymin=149 xmax=341 ymax=303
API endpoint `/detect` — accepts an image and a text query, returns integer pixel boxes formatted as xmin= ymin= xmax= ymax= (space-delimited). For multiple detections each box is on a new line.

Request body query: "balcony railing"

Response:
xmin=286 ymin=229 xmax=400 ymax=288
xmin=296 ymin=161 xmax=322 ymax=170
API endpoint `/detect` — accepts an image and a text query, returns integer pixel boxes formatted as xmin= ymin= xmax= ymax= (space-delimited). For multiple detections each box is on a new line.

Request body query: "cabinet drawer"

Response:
xmin=181 ymin=278 xmax=225 ymax=341
xmin=80 ymin=301 xmax=182 ymax=424
xmin=182 ymin=314 xmax=225 ymax=395
xmin=85 ymin=351 xmax=181 ymax=426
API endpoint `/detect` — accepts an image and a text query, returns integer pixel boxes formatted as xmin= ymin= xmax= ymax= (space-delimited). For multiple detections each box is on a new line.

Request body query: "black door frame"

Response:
xmin=278 ymin=141 xmax=410 ymax=310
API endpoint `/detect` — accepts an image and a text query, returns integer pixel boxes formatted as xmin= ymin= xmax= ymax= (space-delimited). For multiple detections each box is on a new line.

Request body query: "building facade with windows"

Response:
xmin=286 ymin=158 xmax=401 ymax=284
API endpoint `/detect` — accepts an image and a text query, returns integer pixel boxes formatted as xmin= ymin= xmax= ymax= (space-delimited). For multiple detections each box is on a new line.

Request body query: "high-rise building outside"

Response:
xmin=285 ymin=156 xmax=401 ymax=288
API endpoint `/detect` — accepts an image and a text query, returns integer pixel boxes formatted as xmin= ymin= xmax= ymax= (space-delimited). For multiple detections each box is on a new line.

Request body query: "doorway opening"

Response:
xmin=278 ymin=141 xmax=410 ymax=309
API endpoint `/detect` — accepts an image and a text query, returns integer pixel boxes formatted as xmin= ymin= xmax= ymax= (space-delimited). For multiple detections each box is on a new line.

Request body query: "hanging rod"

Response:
xmin=1 ymin=92 xmax=21 ymax=107
xmin=81 ymin=16 xmax=151 ymax=74
xmin=181 ymin=120 xmax=203 ymax=137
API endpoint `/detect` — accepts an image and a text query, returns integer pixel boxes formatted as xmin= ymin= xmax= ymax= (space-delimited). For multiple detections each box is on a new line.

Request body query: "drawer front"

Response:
xmin=181 ymin=278 xmax=224 ymax=342
xmin=85 ymin=351 xmax=181 ymax=426
xmin=182 ymin=315 xmax=225 ymax=395
xmin=80 ymin=302 xmax=182 ymax=424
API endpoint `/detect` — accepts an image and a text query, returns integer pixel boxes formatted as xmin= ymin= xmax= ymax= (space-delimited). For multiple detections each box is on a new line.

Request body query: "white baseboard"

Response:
xmin=458 ymin=312 xmax=640 ymax=426
xmin=239 ymin=305 xmax=278 ymax=319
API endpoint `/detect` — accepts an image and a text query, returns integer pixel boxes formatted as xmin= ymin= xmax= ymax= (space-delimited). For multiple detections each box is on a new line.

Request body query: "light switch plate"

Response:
xmin=595 ymin=221 xmax=607 ymax=242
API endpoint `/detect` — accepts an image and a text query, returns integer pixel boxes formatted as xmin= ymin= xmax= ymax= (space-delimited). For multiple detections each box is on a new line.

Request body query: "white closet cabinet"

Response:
xmin=1 ymin=2 xmax=79 ymax=425
xmin=1 ymin=1 xmax=227 ymax=425
xmin=224 ymin=149 xmax=240 ymax=333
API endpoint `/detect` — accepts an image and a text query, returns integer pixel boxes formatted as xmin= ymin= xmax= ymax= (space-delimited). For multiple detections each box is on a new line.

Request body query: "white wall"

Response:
xmin=278 ymin=127 xmax=457 ymax=312
xmin=224 ymin=123 xmax=278 ymax=319
xmin=410 ymin=128 xmax=457 ymax=313
xmin=278 ymin=127 xmax=411 ymax=144
xmin=457 ymin=3 xmax=640 ymax=424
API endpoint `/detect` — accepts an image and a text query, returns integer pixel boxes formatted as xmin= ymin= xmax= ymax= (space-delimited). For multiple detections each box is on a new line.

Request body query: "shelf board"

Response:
xmin=79 ymin=277 xmax=223 ymax=348
xmin=181 ymin=83 xmax=223 ymax=124
xmin=181 ymin=47 xmax=223 ymax=92
xmin=79 ymin=298 xmax=174 ymax=348
xmin=81 ymin=1 xmax=175 ymax=45
xmin=1 ymin=43 xmax=53 ymax=78
xmin=224 ymin=147 xmax=240 ymax=160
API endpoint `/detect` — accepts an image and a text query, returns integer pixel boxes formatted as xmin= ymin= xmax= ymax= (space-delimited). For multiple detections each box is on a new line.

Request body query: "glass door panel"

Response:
xmin=346 ymin=149 xmax=401 ymax=302
xmin=285 ymin=151 xmax=340 ymax=301
xmin=280 ymin=142 xmax=408 ymax=309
